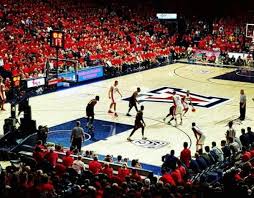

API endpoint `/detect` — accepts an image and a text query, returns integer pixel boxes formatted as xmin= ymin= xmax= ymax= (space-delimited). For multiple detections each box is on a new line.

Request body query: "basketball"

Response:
xmin=192 ymin=108 xmax=196 ymax=112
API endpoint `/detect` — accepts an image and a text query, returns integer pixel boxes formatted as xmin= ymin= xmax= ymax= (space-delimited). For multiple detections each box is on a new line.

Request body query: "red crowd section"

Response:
xmin=0 ymin=0 xmax=253 ymax=79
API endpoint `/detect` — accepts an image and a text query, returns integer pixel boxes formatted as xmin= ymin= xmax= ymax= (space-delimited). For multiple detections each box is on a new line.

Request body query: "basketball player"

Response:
xmin=126 ymin=87 xmax=141 ymax=116
xmin=163 ymin=104 xmax=175 ymax=125
xmin=172 ymin=91 xmax=183 ymax=126
xmin=127 ymin=105 xmax=146 ymax=141
xmin=192 ymin=122 xmax=206 ymax=152
xmin=0 ymin=77 xmax=6 ymax=111
xmin=108 ymin=80 xmax=122 ymax=117
xmin=86 ymin=96 xmax=100 ymax=128
xmin=182 ymin=90 xmax=194 ymax=116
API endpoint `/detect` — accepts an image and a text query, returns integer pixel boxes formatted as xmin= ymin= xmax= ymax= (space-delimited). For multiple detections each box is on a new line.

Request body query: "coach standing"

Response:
xmin=239 ymin=89 xmax=246 ymax=121
xmin=70 ymin=121 xmax=85 ymax=152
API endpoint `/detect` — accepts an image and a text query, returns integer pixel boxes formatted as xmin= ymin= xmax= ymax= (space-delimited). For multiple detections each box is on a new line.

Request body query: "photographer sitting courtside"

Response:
xmin=37 ymin=125 xmax=48 ymax=145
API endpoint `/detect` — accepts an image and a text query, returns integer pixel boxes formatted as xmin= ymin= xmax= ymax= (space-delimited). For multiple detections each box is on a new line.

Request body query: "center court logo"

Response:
xmin=123 ymin=87 xmax=229 ymax=108
xmin=132 ymin=139 xmax=169 ymax=149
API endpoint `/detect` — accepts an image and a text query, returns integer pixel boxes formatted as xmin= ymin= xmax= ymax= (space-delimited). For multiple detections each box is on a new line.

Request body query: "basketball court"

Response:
xmin=0 ymin=63 xmax=254 ymax=173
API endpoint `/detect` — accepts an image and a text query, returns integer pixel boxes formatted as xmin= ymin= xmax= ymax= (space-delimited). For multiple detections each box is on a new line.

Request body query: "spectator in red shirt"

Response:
xmin=242 ymin=147 xmax=251 ymax=162
xmin=117 ymin=163 xmax=130 ymax=182
xmin=62 ymin=151 xmax=74 ymax=168
xmin=33 ymin=146 xmax=45 ymax=164
xmin=35 ymin=174 xmax=55 ymax=196
xmin=171 ymin=168 xmax=183 ymax=185
xmin=176 ymin=161 xmax=187 ymax=178
xmin=159 ymin=169 xmax=176 ymax=186
xmin=101 ymin=162 xmax=113 ymax=178
xmin=180 ymin=142 xmax=191 ymax=168
xmin=234 ymin=168 xmax=243 ymax=182
xmin=130 ymin=169 xmax=141 ymax=181
xmin=34 ymin=140 xmax=45 ymax=150
xmin=55 ymin=163 xmax=66 ymax=177
xmin=44 ymin=149 xmax=58 ymax=168
xmin=88 ymin=155 xmax=102 ymax=175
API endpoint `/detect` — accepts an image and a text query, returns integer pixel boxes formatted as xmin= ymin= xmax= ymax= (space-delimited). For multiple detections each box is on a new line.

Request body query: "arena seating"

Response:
xmin=1 ymin=0 xmax=253 ymax=84
xmin=1 ymin=0 xmax=254 ymax=197
xmin=0 ymin=124 xmax=254 ymax=197
xmin=0 ymin=0 xmax=173 ymax=79
xmin=17 ymin=147 xmax=153 ymax=178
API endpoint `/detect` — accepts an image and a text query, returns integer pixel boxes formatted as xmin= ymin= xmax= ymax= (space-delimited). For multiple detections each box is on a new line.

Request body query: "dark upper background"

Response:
xmin=89 ymin=0 xmax=254 ymax=17
xmin=152 ymin=0 xmax=253 ymax=16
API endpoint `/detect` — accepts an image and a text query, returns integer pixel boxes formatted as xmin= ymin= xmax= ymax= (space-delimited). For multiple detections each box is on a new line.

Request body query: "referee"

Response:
xmin=70 ymin=121 xmax=85 ymax=152
xmin=239 ymin=89 xmax=246 ymax=121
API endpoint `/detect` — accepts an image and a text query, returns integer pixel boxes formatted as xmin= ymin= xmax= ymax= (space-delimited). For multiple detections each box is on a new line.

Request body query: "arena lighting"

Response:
xmin=156 ymin=13 xmax=177 ymax=20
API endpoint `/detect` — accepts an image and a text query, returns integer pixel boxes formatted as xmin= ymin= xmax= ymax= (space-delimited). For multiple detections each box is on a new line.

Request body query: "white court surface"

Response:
xmin=0 ymin=63 xmax=254 ymax=167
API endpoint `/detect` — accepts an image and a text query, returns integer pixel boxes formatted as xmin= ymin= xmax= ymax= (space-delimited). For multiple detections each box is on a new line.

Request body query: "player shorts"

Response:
xmin=134 ymin=120 xmax=144 ymax=129
xmin=174 ymin=105 xmax=183 ymax=115
xmin=86 ymin=106 xmax=94 ymax=117
xmin=129 ymin=99 xmax=136 ymax=107
xmin=197 ymin=134 xmax=206 ymax=145
xmin=183 ymin=102 xmax=189 ymax=110
xmin=111 ymin=97 xmax=116 ymax=104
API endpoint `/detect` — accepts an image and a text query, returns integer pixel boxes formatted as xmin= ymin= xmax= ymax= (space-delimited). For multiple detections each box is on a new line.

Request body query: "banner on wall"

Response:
xmin=77 ymin=66 xmax=104 ymax=82
xmin=56 ymin=66 xmax=104 ymax=87
xmin=57 ymin=71 xmax=76 ymax=87
xmin=194 ymin=50 xmax=220 ymax=57
xmin=156 ymin=13 xmax=177 ymax=20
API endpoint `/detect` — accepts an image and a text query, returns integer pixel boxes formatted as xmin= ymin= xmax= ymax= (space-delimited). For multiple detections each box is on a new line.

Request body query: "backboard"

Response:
xmin=246 ymin=23 xmax=254 ymax=42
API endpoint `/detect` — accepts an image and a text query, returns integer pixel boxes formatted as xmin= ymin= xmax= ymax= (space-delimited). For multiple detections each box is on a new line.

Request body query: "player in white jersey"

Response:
xmin=172 ymin=91 xmax=183 ymax=126
xmin=182 ymin=90 xmax=194 ymax=116
xmin=108 ymin=80 xmax=122 ymax=117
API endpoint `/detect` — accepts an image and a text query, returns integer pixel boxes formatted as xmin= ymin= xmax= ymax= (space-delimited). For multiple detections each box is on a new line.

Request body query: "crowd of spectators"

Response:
xmin=1 ymin=0 xmax=254 ymax=197
xmin=0 ymin=121 xmax=254 ymax=197
xmin=0 ymin=0 xmax=175 ymax=80
xmin=0 ymin=0 xmax=253 ymax=84
xmin=183 ymin=16 xmax=254 ymax=66
xmin=187 ymin=17 xmax=253 ymax=52
xmin=188 ymin=50 xmax=253 ymax=66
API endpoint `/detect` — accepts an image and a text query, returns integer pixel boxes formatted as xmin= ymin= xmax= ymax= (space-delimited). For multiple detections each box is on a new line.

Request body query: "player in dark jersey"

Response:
xmin=126 ymin=87 xmax=141 ymax=116
xmin=86 ymin=96 xmax=99 ymax=128
xmin=127 ymin=105 xmax=146 ymax=141
xmin=163 ymin=105 xmax=175 ymax=125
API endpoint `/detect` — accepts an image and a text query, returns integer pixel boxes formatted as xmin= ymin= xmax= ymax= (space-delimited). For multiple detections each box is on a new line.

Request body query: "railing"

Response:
xmin=17 ymin=145 xmax=153 ymax=178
